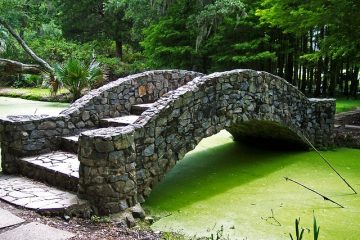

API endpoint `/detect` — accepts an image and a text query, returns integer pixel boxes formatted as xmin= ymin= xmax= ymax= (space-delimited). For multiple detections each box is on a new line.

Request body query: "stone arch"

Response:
xmin=129 ymin=69 xmax=335 ymax=200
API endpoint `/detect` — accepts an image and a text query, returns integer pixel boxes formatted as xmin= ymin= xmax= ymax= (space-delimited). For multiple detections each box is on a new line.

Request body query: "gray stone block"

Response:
xmin=0 ymin=222 xmax=75 ymax=240
xmin=0 ymin=208 xmax=25 ymax=229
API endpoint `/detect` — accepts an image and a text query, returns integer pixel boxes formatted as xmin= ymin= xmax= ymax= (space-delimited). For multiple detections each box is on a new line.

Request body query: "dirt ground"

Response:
xmin=0 ymin=200 xmax=161 ymax=240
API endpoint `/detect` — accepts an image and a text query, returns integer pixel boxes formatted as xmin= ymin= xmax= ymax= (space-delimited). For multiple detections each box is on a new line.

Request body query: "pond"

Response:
xmin=144 ymin=131 xmax=360 ymax=239
xmin=0 ymin=97 xmax=69 ymax=118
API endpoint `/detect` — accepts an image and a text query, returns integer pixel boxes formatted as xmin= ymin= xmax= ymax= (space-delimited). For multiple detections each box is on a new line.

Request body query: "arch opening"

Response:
xmin=227 ymin=120 xmax=309 ymax=150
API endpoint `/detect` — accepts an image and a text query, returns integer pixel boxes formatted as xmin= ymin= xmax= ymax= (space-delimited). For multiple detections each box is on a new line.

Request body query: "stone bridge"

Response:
xmin=0 ymin=69 xmax=335 ymax=215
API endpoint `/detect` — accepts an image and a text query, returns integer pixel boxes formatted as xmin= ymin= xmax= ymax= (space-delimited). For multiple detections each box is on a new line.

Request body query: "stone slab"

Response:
xmin=20 ymin=151 xmax=79 ymax=178
xmin=0 ymin=222 xmax=75 ymax=240
xmin=100 ymin=115 xmax=140 ymax=127
xmin=0 ymin=174 xmax=87 ymax=213
xmin=60 ymin=136 xmax=80 ymax=154
xmin=0 ymin=208 xmax=25 ymax=229
xmin=17 ymin=151 xmax=79 ymax=191
xmin=62 ymin=135 xmax=79 ymax=142
xmin=131 ymin=103 xmax=154 ymax=115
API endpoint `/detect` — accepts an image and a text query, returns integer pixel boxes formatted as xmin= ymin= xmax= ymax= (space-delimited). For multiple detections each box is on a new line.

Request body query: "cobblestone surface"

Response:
xmin=18 ymin=151 xmax=79 ymax=191
xmin=0 ymin=174 xmax=88 ymax=214
xmin=21 ymin=151 xmax=79 ymax=178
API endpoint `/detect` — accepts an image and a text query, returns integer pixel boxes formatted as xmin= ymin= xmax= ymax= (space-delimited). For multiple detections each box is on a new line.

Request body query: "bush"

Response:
xmin=55 ymin=58 xmax=103 ymax=101
xmin=11 ymin=74 xmax=43 ymax=88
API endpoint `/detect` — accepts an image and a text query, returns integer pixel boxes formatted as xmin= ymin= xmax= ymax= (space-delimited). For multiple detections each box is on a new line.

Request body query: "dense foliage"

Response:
xmin=55 ymin=58 xmax=103 ymax=101
xmin=0 ymin=0 xmax=359 ymax=98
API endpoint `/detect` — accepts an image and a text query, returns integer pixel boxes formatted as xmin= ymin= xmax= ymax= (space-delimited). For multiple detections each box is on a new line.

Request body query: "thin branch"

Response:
xmin=0 ymin=18 xmax=54 ymax=74
xmin=285 ymin=177 xmax=344 ymax=208
xmin=261 ymin=209 xmax=282 ymax=226
xmin=303 ymin=136 xmax=357 ymax=194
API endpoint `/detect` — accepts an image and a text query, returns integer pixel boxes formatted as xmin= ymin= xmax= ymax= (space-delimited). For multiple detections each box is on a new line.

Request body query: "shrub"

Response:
xmin=55 ymin=58 xmax=103 ymax=101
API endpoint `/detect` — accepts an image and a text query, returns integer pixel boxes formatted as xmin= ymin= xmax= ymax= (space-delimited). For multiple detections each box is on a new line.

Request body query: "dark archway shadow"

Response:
xmin=145 ymin=131 xmax=307 ymax=211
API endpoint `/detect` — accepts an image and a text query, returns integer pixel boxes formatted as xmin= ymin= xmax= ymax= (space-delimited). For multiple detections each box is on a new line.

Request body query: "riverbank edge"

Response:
xmin=0 ymin=87 xmax=71 ymax=103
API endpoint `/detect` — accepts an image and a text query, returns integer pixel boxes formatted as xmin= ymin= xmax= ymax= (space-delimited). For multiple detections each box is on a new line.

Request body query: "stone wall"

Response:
xmin=77 ymin=69 xmax=336 ymax=214
xmin=334 ymin=109 xmax=360 ymax=148
xmin=0 ymin=70 xmax=203 ymax=173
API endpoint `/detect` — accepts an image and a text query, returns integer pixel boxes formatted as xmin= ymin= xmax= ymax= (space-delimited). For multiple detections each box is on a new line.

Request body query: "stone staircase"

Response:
xmin=334 ymin=108 xmax=360 ymax=148
xmin=2 ymin=103 xmax=154 ymax=214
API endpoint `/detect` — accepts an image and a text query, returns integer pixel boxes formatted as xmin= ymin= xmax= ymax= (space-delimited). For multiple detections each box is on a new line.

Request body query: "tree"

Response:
xmin=59 ymin=0 xmax=132 ymax=60
xmin=0 ymin=0 xmax=54 ymax=76
xmin=257 ymin=0 xmax=360 ymax=97
xmin=142 ymin=0 xmax=246 ymax=73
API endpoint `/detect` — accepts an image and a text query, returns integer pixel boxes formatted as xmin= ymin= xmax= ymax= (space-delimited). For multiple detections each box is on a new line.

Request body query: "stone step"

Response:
xmin=99 ymin=115 xmax=140 ymax=127
xmin=131 ymin=103 xmax=154 ymax=115
xmin=0 ymin=174 xmax=89 ymax=215
xmin=17 ymin=151 xmax=79 ymax=192
xmin=344 ymin=124 xmax=360 ymax=131
xmin=59 ymin=135 xmax=79 ymax=154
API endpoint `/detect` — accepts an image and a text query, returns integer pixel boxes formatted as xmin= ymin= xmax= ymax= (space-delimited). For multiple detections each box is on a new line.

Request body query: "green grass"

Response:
xmin=336 ymin=98 xmax=360 ymax=113
xmin=144 ymin=131 xmax=360 ymax=239
xmin=0 ymin=87 xmax=70 ymax=102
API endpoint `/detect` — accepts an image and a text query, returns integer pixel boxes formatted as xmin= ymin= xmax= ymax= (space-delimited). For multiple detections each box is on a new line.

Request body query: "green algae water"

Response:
xmin=0 ymin=97 xmax=69 ymax=117
xmin=144 ymin=130 xmax=360 ymax=240
xmin=0 ymin=97 xmax=69 ymax=168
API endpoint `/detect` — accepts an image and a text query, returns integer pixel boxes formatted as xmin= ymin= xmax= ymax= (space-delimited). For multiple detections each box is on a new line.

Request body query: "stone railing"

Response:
xmin=77 ymin=69 xmax=336 ymax=214
xmin=0 ymin=70 xmax=203 ymax=173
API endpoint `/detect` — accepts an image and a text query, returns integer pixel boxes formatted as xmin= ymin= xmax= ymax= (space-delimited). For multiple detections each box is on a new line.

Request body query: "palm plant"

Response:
xmin=55 ymin=58 xmax=103 ymax=101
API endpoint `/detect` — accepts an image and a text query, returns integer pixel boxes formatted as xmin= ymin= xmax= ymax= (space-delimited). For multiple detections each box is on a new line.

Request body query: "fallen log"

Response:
xmin=0 ymin=58 xmax=43 ymax=75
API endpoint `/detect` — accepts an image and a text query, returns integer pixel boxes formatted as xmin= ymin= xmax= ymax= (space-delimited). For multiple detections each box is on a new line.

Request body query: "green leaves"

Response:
xmin=289 ymin=218 xmax=305 ymax=240
xmin=0 ymin=27 xmax=8 ymax=54
xmin=194 ymin=0 xmax=246 ymax=49
xmin=313 ymin=212 xmax=320 ymax=240
xmin=257 ymin=0 xmax=360 ymax=62
xmin=289 ymin=214 xmax=320 ymax=240
xmin=55 ymin=58 xmax=103 ymax=101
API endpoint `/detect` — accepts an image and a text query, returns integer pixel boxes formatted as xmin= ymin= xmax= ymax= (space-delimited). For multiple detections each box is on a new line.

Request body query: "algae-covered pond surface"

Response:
xmin=145 ymin=131 xmax=360 ymax=239
xmin=0 ymin=96 xmax=69 ymax=117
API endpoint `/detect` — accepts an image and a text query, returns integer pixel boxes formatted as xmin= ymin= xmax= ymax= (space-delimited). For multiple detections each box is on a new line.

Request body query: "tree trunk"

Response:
xmin=0 ymin=58 xmax=43 ymax=75
xmin=115 ymin=39 xmax=123 ymax=60
xmin=285 ymin=48 xmax=294 ymax=84
xmin=0 ymin=19 xmax=54 ymax=74
xmin=314 ymin=59 xmax=322 ymax=97
xmin=328 ymin=58 xmax=337 ymax=97
xmin=301 ymin=65 xmax=307 ymax=93
xmin=350 ymin=66 xmax=359 ymax=97
xmin=308 ymin=68 xmax=314 ymax=95
xmin=322 ymin=56 xmax=329 ymax=96
xmin=344 ymin=63 xmax=350 ymax=97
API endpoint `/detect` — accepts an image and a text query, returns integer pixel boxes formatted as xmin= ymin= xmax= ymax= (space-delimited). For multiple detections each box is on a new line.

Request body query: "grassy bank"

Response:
xmin=336 ymin=98 xmax=360 ymax=113
xmin=0 ymin=87 xmax=71 ymax=103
